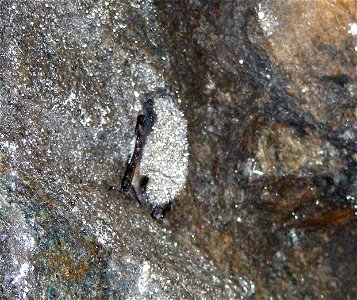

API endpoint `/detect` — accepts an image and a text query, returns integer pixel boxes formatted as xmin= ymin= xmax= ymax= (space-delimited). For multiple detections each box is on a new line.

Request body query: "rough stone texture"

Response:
xmin=0 ymin=0 xmax=356 ymax=299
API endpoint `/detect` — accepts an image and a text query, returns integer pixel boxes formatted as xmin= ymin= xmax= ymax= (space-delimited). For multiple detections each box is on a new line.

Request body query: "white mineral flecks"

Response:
xmin=348 ymin=22 xmax=357 ymax=36
xmin=140 ymin=92 xmax=189 ymax=206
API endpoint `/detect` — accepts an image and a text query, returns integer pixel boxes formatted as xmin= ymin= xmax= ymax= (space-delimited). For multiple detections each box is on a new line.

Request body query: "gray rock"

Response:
xmin=1 ymin=0 xmax=355 ymax=299
xmin=0 ymin=1 xmax=252 ymax=299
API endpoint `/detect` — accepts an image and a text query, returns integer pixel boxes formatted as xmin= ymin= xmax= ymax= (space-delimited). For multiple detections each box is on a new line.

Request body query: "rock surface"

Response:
xmin=0 ymin=0 xmax=356 ymax=299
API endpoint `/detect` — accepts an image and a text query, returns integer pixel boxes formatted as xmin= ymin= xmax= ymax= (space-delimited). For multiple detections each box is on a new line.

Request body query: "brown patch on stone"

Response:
xmin=260 ymin=176 xmax=317 ymax=212
xmin=246 ymin=124 xmax=351 ymax=226
xmin=0 ymin=153 xmax=10 ymax=173
xmin=343 ymin=107 xmax=357 ymax=128
xmin=259 ymin=0 xmax=357 ymax=127
xmin=37 ymin=191 xmax=62 ymax=208
xmin=294 ymin=207 xmax=355 ymax=228
xmin=198 ymin=229 xmax=235 ymax=270
xmin=44 ymin=246 xmax=90 ymax=281
xmin=260 ymin=0 xmax=356 ymax=79
xmin=257 ymin=125 xmax=322 ymax=174
xmin=255 ymin=125 xmax=345 ymax=175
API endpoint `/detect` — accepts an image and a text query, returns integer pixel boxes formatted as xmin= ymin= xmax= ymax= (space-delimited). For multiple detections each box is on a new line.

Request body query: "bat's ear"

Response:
xmin=143 ymin=88 xmax=168 ymax=105
xmin=139 ymin=175 xmax=149 ymax=189
xmin=143 ymin=92 xmax=154 ymax=105
xmin=151 ymin=202 xmax=172 ymax=220
xmin=155 ymin=87 xmax=168 ymax=97
xmin=151 ymin=207 xmax=164 ymax=220
xmin=143 ymin=94 xmax=156 ymax=130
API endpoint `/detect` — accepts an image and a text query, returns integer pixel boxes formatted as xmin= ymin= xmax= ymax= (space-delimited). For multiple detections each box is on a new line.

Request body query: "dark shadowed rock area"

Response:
xmin=0 ymin=0 xmax=356 ymax=299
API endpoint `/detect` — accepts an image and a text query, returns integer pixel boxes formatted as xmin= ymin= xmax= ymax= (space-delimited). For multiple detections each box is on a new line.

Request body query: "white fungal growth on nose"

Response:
xmin=140 ymin=93 xmax=189 ymax=206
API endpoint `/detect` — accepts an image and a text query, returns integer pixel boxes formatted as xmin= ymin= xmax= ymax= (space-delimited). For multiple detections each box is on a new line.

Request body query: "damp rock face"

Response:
xmin=0 ymin=0 xmax=356 ymax=299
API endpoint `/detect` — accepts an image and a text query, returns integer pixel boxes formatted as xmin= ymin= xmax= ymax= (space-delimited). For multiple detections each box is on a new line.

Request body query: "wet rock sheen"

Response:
xmin=0 ymin=0 xmax=356 ymax=299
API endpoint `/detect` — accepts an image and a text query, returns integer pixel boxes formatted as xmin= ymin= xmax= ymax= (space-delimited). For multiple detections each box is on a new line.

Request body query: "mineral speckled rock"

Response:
xmin=0 ymin=0 xmax=356 ymax=299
